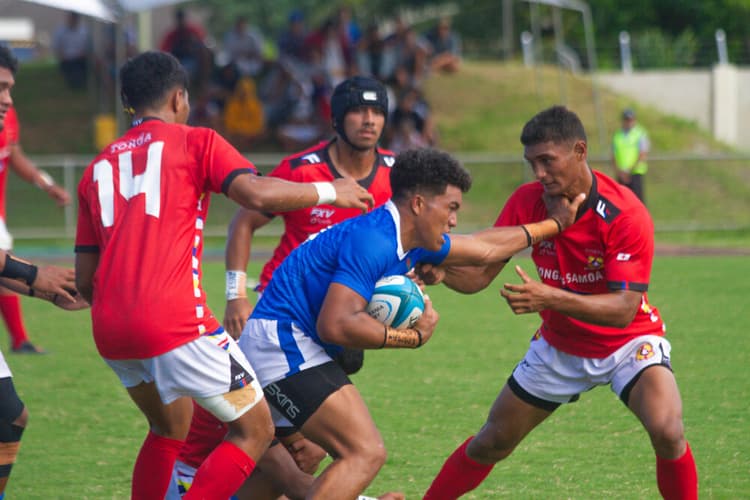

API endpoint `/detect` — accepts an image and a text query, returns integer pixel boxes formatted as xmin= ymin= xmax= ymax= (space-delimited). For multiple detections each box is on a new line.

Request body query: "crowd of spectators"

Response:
xmin=158 ymin=7 xmax=462 ymax=153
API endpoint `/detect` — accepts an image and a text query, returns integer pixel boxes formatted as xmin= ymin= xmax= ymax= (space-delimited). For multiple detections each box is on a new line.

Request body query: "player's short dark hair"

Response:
xmin=520 ymin=105 xmax=587 ymax=147
xmin=120 ymin=51 xmax=188 ymax=113
xmin=0 ymin=45 xmax=19 ymax=75
xmin=390 ymin=148 xmax=472 ymax=201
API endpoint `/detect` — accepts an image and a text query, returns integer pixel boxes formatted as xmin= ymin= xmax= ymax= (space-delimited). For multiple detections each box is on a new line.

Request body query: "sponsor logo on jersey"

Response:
xmin=593 ymin=195 xmax=621 ymax=224
xmin=635 ymin=342 xmax=655 ymax=361
xmin=300 ymin=153 xmax=322 ymax=164
xmin=537 ymin=266 xmax=605 ymax=286
xmin=310 ymin=207 xmax=335 ymax=218
xmin=616 ymin=253 xmax=632 ymax=261
xmin=289 ymin=146 xmax=327 ymax=169
xmin=537 ymin=240 xmax=556 ymax=256
xmin=229 ymin=356 xmax=255 ymax=395
xmin=265 ymin=383 xmax=300 ymax=419
xmin=383 ymin=155 xmax=395 ymax=167
xmin=310 ymin=206 xmax=335 ymax=225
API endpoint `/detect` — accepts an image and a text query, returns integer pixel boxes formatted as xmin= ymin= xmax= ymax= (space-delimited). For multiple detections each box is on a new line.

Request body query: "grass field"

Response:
xmin=5 ymin=256 xmax=749 ymax=498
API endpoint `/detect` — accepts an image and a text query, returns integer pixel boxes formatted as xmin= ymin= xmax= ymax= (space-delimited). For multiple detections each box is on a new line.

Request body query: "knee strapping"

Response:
xmin=0 ymin=423 xmax=23 ymax=478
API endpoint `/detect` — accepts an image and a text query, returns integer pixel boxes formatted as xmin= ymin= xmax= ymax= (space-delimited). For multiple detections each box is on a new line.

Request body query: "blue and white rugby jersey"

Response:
xmin=251 ymin=200 xmax=450 ymax=354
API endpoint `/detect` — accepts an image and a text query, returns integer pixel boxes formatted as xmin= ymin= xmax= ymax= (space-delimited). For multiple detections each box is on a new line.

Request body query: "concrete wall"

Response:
xmin=598 ymin=66 xmax=750 ymax=150
xmin=737 ymin=70 xmax=750 ymax=149
xmin=598 ymin=70 xmax=712 ymax=130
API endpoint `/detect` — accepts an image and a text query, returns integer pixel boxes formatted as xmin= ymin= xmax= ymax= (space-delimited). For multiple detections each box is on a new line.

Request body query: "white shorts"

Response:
xmin=105 ymin=329 xmax=264 ymax=422
xmin=0 ymin=217 xmax=13 ymax=251
xmin=0 ymin=350 xmax=11 ymax=379
xmin=238 ymin=318 xmax=332 ymax=388
xmin=511 ymin=334 xmax=672 ymax=406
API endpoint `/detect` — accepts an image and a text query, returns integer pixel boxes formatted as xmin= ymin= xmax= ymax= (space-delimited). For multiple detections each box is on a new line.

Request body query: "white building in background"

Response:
xmin=599 ymin=65 xmax=750 ymax=150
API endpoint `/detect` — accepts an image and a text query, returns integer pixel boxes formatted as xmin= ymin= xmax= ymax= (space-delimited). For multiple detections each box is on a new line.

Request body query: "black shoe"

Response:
xmin=11 ymin=341 xmax=47 ymax=354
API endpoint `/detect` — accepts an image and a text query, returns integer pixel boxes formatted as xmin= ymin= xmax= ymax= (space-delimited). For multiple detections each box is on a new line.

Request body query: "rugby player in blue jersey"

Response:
xmin=238 ymin=148 xmax=586 ymax=499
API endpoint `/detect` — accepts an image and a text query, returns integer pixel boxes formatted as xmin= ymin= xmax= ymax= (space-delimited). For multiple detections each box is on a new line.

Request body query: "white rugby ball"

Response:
xmin=366 ymin=275 xmax=425 ymax=329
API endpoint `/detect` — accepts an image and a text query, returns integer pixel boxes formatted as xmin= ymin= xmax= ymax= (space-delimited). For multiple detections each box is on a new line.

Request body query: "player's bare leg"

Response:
xmin=128 ymin=382 xmax=193 ymax=438
xmin=223 ymin=398 xmax=275 ymax=462
xmin=127 ymin=382 xmax=193 ymax=499
xmin=186 ymin=397 xmax=274 ymax=499
xmin=299 ymin=384 xmax=387 ymax=500
xmin=235 ymin=440 xmax=315 ymax=500
xmin=424 ymin=384 xmax=552 ymax=500
xmin=0 ymin=404 xmax=28 ymax=495
xmin=468 ymin=384 xmax=552 ymax=463
xmin=628 ymin=366 xmax=698 ymax=499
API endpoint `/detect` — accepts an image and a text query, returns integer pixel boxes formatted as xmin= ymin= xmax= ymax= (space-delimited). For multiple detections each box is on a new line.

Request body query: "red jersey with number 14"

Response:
xmin=496 ymin=170 xmax=665 ymax=358
xmin=0 ymin=107 xmax=20 ymax=219
xmin=75 ymin=120 xmax=256 ymax=359
xmin=257 ymin=140 xmax=394 ymax=290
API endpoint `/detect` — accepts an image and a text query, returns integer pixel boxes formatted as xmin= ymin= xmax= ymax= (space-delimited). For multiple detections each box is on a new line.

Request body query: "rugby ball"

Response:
xmin=366 ymin=275 xmax=425 ymax=329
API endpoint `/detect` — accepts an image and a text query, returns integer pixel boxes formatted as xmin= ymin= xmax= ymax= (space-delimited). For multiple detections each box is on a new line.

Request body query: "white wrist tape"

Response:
xmin=313 ymin=182 xmax=336 ymax=205
xmin=36 ymin=171 xmax=55 ymax=189
xmin=225 ymin=270 xmax=247 ymax=300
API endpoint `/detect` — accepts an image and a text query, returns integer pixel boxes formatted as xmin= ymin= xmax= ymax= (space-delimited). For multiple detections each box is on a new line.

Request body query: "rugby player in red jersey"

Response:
xmin=0 ymin=45 xmax=72 ymax=354
xmin=74 ymin=51 xmax=373 ymax=500
xmin=422 ymin=106 xmax=697 ymax=500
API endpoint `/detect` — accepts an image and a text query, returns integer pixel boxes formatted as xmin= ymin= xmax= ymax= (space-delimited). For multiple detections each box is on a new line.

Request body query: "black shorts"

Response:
xmin=0 ymin=377 xmax=24 ymax=424
xmin=626 ymin=174 xmax=645 ymax=203
xmin=263 ymin=361 xmax=352 ymax=428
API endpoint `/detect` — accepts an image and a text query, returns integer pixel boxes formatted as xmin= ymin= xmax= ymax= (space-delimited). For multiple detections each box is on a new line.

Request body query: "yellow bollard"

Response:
xmin=94 ymin=114 xmax=117 ymax=151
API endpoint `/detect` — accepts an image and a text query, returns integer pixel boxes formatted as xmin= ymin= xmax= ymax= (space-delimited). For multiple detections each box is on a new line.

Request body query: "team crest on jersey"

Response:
xmin=635 ymin=342 xmax=655 ymax=361
xmin=593 ymin=195 xmax=621 ymax=224
xmin=585 ymin=255 xmax=604 ymax=270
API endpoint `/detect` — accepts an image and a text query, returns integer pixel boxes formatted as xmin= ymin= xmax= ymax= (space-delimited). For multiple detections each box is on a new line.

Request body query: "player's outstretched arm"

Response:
xmin=0 ymin=251 xmax=87 ymax=308
xmin=415 ymin=260 xmax=506 ymax=294
xmin=226 ymin=174 xmax=373 ymax=214
xmin=442 ymin=193 xmax=585 ymax=268
xmin=10 ymin=144 xmax=71 ymax=207
xmin=224 ymin=208 xmax=273 ymax=338
xmin=418 ymin=193 xmax=586 ymax=293
xmin=317 ymin=283 xmax=438 ymax=349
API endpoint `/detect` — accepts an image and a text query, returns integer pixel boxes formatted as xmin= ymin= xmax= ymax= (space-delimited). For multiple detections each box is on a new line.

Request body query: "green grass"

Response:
xmin=5 ymin=256 xmax=749 ymax=498
xmin=11 ymin=62 xmax=96 ymax=155
xmin=424 ymin=62 xmax=729 ymax=155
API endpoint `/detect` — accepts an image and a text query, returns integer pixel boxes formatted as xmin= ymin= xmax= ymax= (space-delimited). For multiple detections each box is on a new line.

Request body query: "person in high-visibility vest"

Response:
xmin=611 ymin=108 xmax=650 ymax=203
